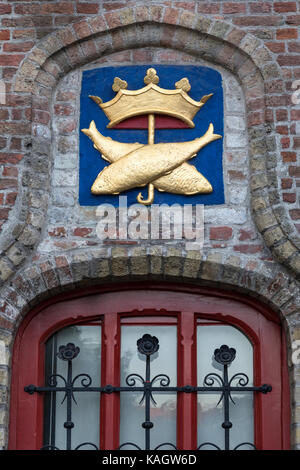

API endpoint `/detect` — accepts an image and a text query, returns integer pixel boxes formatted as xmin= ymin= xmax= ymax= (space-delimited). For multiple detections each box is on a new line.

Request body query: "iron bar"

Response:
xmin=24 ymin=335 xmax=272 ymax=451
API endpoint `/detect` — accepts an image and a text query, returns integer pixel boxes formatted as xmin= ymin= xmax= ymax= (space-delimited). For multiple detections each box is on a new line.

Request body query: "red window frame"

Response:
xmin=9 ymin=283 xmax=290 ymax=450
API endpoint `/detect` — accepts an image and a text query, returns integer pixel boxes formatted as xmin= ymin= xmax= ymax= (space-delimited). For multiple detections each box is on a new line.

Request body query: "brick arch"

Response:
xmin=0 ymin=8 xmax=299 ymax=283
xmin=5 ymin=247 xmax=299 ymax=329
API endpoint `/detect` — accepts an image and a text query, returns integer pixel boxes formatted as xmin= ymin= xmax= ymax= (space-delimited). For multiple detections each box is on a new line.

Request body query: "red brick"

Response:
xmin=283 ymin=193 xmax=296 ymax=203
xmin=39 ymin=261 xmax=58 ymax=289
xmin=164 ymin=7 xmax=179 ymax=24
xmin=73 ymin=227 xmax=93 ymax=237
xmin=5 ymin=192 xmax=17 ymax=205
xmin=60 ymin=119 xmax=76 ymax=134
xmin=266 ymin=95 xmax=289 ymax=107
xmin=0 ymin=55 xmax=25 ymax=66
xmin=281 ymin=137 xmax=290 ymax=148
xmin=2 ymin=67 xmax=17 ymax=80
xmin=239 ymin=229 xmax=256 ymax=241
xmin=14 ymin=4 xmax=51 ymax=15
xmin=41 ymin=2 xmax=74 ymax=14
xmin=233 ymin=16 xmax=282 ymax=26
xmin=274 ymin=2 xmax=297 ymax=13
xmin=278 ymin=55 xmax=300 ymax=66
xmin=210 ymin=226 xmax=233 ymax=241
xmin=276 ymin=28 xmax=298 ymax=39
xmin=12 ymin=109 xmax=22 ymax=121
xmin=55 ymin=255 xmax=70 ymax=268
xmin=54 ymin=15 xmax=81 ymax=26
xmin=9 ymin=139 xmax=21 ymax=151
xmin=291 ymin=109 xmax=300 ymax=120
xmin=0 ymin=137 xmax=6 ymax=150
xmin=0 ymin=153 xmax=24 ymax=164
xmin=276 ymin=109 xmax=288 ymax=121
xmin=48 ymin=227 xmax=67 ymax=238
xmin=54 ymin=104 xmax=74 ymax=116
xmin=73 ymin=20 xmax=92 ymax=39
xmin=6 ymin=94 xmax=31 ymax=107
xmin=266 ymin=42 xmax=285 ymax=53
xmin=288 ymin=42 xmax=300 ymax=53
xmin=55 ymin=255 xmax=72 ymax=278
xmin=282 ymin=151 xmax=297 ymax=162
xmin=197 ymin=3 xmax=220 ymax=14
xmin=0 ymin=178 xmax=17 ymax=190
xmin=32 ymin=110 xmax=50 ymax=125
xmin=88 ymin=15 xmax=106 ymax=34
xmin=77 ymin=2 xmax=99 ymax=14
xmin=0 ymin=315 xmax=13 ymax=331
xmin=0 ymin=208 xmax=10 ymax=220
xmin=289 ymin=209 xmax=300 ymax=220
xmin=289 ymin=166 xmax=300 ymax=177
xmin=294 ymin=138 xmax=300 ymax=148
xmin=234 ymin=245 xmax=263 ymax=254
xmin=103 ymin=2 xmax=127 ymax=12
xmin=223 ymin=3 xmax=246 ymax=14
xmin=248 ymin=112 xmax=265 ymax=126
xmin=250 ymin=2 xmax=272 ymax=13
xmin=0 ymin=4 xmax=11 ymax=15
xmin=247 ymin=98 xmax=265 ymax=112
xmin=2 ymin=167 xmax=18 ymax=178
xmin=3 ymin=42 xmax=34 ymax=53
xmin=0 ymin=110 xmax=9 ymax=120
xmin=0 ymin=30 xmax=9 ymax=40
xmin=276 ymin=125 xmax=289 ymax=135
xmin=286 ymin=15 xmax=300 ymax=25
xmin=281 ymin=179 xmax=293 ymax=190
xmin=105 ymin=11 xmax=122 ymax=28
xmin=132 ymin=50 xmax=154 ymax=62
xmin=12 ymin=29 xmax=35 ymax=40
xmin=56 ymin=91 xmax=76 ymax=101
xmin=228 ymin=170 xmax=246 ymax=180
xmin=174 ymin=2 xmax=195 ymax=11
xmin=266 ymin=109 xmax=274 ymax=123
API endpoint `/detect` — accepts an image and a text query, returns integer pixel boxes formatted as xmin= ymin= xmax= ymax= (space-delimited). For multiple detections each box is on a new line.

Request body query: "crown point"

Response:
xmin=144 ymin=68 xmax=159 ymax=85
xmin=112 ymin=77 xmax=128 ymax=92
xmin=89 ymin=95 xmax=103 ymax=105
xmin=175 ymin=78 xmax=191 ymax=93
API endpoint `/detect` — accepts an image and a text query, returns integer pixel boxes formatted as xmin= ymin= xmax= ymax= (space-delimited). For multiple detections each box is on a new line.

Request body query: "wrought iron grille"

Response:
xmin=25 ymin=334 xmax=272 ymax=450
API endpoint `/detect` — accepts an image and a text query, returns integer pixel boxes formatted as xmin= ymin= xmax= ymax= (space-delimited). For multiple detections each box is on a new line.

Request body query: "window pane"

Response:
xmin=44 ymin=325 xmax=101 ymax=450
xmin=197 ymin=325 xmax=254 ymax=450
xmin=120 ymin=326 xmax=177 ymax=450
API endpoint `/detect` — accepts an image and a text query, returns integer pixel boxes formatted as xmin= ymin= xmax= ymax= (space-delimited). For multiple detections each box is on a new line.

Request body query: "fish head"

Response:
xmin=91 ymin=167 xmax=120 ymax=195
xmin=201 ymin=178 xmax=213 ymax=193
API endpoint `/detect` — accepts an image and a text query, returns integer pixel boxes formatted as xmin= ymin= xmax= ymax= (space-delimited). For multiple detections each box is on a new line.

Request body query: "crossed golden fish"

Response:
xmin=81 ymin=120 xmax=222 ymax=205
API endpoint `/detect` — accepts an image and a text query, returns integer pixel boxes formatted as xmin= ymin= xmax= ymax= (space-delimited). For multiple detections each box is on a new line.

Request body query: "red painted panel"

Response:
xmin=112 ymin=114 xmax=189 ymax=129
xmin=177 ymin=311 xmax=197 ymax=450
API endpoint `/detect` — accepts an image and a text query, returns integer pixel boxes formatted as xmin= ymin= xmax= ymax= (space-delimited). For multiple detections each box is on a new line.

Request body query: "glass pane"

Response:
xmin=120 ymin=326 xmax=177 ymax=450
xmin=44 ymin=325 xmax=101 ymax=450
xmin=197 ymin=325 xmax=254 ymax=450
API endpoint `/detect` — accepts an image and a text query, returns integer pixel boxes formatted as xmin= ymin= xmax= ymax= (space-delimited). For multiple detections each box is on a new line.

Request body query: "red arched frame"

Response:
xmin=8 ymin=283 xmax=290 ymax=450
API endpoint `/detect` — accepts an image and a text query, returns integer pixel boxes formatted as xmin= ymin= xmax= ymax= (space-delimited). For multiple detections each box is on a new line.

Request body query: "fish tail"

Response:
xmin=81 ymin=120 xmax=97 ymax=138
xmin=204 ymin=123 xmax=222 ymax=142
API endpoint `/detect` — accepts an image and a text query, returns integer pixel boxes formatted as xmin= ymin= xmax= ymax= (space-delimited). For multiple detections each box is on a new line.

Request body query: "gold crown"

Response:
xmin=89 ymin=68 xmax=212 ymax=129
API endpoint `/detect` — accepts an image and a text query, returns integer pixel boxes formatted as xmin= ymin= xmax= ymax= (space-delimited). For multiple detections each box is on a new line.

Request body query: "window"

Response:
xmin=9 ymin=286 xmax=290 ymax=450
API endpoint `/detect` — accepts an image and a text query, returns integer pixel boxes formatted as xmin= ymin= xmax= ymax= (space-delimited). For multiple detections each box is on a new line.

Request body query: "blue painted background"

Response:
xmin=79 ymin=65 xmax=224 ymax=206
